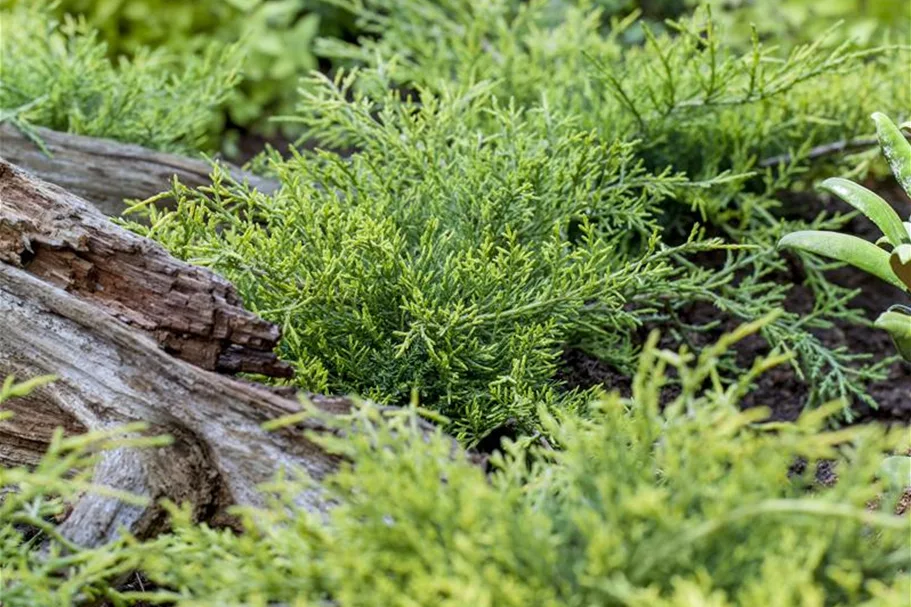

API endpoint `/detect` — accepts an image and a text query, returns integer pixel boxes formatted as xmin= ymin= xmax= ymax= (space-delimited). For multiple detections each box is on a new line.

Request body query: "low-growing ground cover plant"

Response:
xmin=123 ymin=4 xmax=911 ymax=438
xmin=0 ymin=0 xmax=354 ymax=133
xmin=128 ymin=82 xmax=736 ymax=442
xmin=780 ymin=113 xmax=911 ymax=359
xmin=310 ymin=1 xmax=910 ymax=416
xmin=1 ymin=2 xmax=910 ymax=605
xmin=0 ymin=2 xmax=242 ymax=153
xmin=2 ymin=319 xmax=909 ymax=606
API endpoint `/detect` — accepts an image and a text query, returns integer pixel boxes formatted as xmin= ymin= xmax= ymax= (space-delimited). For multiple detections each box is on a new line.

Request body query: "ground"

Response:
xmin=559 ymin=179 xmax=911 ymax=424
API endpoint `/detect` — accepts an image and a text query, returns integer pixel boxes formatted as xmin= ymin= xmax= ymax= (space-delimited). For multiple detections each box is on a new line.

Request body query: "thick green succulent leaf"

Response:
xmin=890 ymin=244 xmax=911 ymax=289
xmin=778 ymin=231 xmax=907 ymax=291
xmin=875 ymin=306 xmax=911 ymax=361
xmin=820 ymin=177 xmax=909 ymax=246
xmin=872 ymin=112 xmax=911 ymax=198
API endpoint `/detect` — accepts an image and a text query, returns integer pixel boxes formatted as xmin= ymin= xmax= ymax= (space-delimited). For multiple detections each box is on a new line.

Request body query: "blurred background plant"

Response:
xmin=539 ymin=0 xmax=909 ymax=47
xmin=0 ymin=0 xmax=357 ymax=150
xmin=5 ymin=0 xmax=905 ymax=156
xmin=703 ymin=0 xmax=911 ymax=48
xmin=0 ymin=1 xmax=243 ymax=153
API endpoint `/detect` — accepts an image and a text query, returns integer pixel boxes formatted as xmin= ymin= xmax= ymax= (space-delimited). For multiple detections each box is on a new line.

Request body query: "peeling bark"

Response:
xmin=0 ymin=159 xmax=289 ymax=378
xmin=1 ymin=260 xmax=351 ymax=546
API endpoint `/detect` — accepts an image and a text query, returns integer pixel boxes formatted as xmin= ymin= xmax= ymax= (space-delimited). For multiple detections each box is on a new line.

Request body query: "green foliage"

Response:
xmin=0 ymin=2 xmax=243 ymax=153
xmin=3 ymin=323 xmax=910 ymax=605
xmin=1 ymin=3 xmax=908 ymax=605
xmin=318 ymin=2 xmax=908 ymax=194
xmin=0 ymin=375 xmax=57 ymax=404
xmin=120 ymin=3 xmax=906 ymax=434
xmin=340 ymin=4 xmax=902 ymax=162
xmin=779 ymin=231 xmax=907 ymax=291
xmin=0 ymin=376 xmax=169 ymax=605
xmin=779 ymin=113 xmax=911 ymax=360
xmin=11 ymin=0 xmax=352 ymax=131
xmin=318 ymin=1 xmax=906 ymax=413
xmin=874 ymin=306 xmax=911 ymax=361
xmin=703 ymin=0 xmax=911 ymax=49
xmin=127 ymin=75 xmax=744 ymax=442
xmin=880 ymin=456 xmax=911 ymax=497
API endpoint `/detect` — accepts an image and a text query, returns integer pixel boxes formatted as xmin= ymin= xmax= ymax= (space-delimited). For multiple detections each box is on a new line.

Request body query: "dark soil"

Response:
xmin=226 ymin=127 xmax=297 ymax=166
xmin=559 ymin=180 xmax=911 ymax=425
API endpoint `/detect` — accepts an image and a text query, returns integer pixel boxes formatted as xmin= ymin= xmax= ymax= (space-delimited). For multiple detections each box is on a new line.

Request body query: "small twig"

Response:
xmin=759 ymin=131 xmax=911 ymax=168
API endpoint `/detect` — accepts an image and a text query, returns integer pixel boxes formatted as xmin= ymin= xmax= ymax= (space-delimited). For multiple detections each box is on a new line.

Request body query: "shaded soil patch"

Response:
xmin=559 ymin=181 xmax=911 ymax=424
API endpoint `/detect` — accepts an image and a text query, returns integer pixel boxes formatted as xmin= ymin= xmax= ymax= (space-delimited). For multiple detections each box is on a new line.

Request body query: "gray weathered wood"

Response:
xmin=0 ymin=261 xmax=348 ymax=547
xmin=0 ymin=159 xmax=345 ymax=548
xmin=0 ymin=123 xmax=278 ymax=216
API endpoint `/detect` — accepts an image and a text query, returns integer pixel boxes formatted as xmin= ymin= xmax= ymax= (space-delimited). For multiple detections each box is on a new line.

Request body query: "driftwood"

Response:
xmin=0 ymin=159 xmax=346 ymax=549
xmin=0 ymin=123 xmax=279 ymax=217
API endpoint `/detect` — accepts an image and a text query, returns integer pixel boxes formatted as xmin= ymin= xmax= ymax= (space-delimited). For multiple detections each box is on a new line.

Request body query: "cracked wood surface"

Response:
xmin=0 ymin=158 xmax=290 ymax=378
xmin=0 ymin=159 xmax=349 ymax=547
xmin=0 ymin=260 xmax=349 ymax=547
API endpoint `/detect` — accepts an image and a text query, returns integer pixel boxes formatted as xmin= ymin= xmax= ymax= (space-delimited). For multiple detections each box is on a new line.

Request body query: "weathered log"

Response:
xmin=0 ymin=261 xmax=351 ymax=546
xmin=0 ymin=159 xmax=289 ymax=378
xmin=0 ymin=159 xmax=345 ymax=548
xmin=0 ymin=123 xmax=279 ymax=217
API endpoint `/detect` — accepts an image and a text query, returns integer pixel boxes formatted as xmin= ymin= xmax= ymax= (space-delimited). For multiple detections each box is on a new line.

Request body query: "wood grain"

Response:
xmin=0 ymin=159 xmax=346 ymax=547
xmin=0 ymin=123 xmax=278 ymax=216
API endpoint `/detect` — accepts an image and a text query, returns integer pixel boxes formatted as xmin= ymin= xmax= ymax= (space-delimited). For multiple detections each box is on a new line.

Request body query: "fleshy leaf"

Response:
xmin=820 ymin=177 xmax=909 ymax=246
xmin=778 ymin=231 xmax=907 ymax=291
xmin=875 ymin=307 xmax=911 ymax=361
xmin=889 ymin=244 xmax=911 ymax=289
xmin=872 ymin=112 xmax=911 ymax=198
xmin=874 ymin=236 xmax=892 ymax=251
